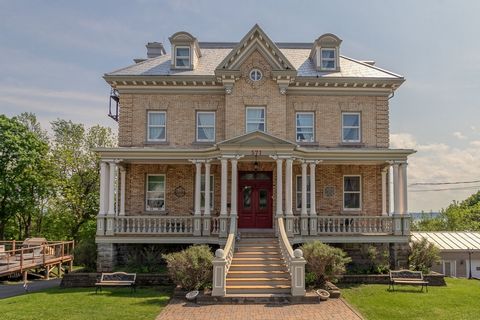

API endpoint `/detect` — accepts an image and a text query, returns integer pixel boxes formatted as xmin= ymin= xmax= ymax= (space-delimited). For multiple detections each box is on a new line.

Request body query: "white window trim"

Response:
xmin=249 ymin=68 xmax=263 ymax=81
xmin=174 ymin=45 xmax=191 ymax=69
xmin=196 ymin=111 xmax=216 ymax=142
xmin=295 ymin=175 xmax=311 ymax=210
xmin=147 ymin=111 xmax=167 ymax=142
xmin=245 ymin=106 xmax=266 ymax=133
xmin=342 ymin=112 xmax=361 ymax=143
xmin=320 ymin=48 xmax=337 ymax=71
xmin=145 ymin=174 xmax=166 ymax=212
xmin=200 ymin=174 xmax=214 ymax=210
xmin=343 ymin=175 xmax=362 ymax=211
xmin=296 ymin=112 xmax=315 ymax=143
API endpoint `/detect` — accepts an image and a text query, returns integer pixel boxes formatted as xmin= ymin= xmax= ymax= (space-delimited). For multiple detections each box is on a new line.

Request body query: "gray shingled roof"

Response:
xmin=411 ymin=232 xmax=480 ymax=252
xmin=106 ymin=46 xmax=402 ymax=79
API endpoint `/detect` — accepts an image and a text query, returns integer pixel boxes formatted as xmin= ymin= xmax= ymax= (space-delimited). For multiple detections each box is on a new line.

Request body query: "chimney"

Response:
xmin=146 ymin=42 xmax=166 ymax=58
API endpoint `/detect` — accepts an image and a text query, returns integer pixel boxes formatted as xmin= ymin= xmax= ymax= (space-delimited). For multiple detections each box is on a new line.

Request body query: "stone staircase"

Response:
xmin=226 ymin=237 xmax=291 ymax=296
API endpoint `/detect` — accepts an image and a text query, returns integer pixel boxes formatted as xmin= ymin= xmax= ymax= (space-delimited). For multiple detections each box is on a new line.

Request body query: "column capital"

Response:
xmin=387 ymin=160 xmax=407 ymax=165
xmin=306 ymin=160 xmax=322 ymax=165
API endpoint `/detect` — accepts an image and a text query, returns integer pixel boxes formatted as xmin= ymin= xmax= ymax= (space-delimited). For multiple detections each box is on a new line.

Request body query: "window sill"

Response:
xmin=145 ymin=141 xmax=169 ymax=146
xmin=338 ymin=142 xmax=365 ymax=147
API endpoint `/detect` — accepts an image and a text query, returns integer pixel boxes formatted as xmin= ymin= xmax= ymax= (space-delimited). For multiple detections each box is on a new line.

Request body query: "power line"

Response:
xmin=409 ymin=179 xmax=480 ymax=186
xmin=410 ymin=185 xmax=480 ymax=192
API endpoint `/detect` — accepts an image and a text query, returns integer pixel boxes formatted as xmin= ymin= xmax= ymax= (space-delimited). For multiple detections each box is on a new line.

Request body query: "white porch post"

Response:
xmin=392 ymin=163 xmax=402 ymax=235
xmin=381 ymin=166 xmax=388 ymax=216
xmin=97 ymin=161 xmax=108 ymax=236
xmin=219 ymin=158 xmax=228 ymax=237
xmin=203 ymin=161 xmax=211 ymax=236
xmin=285 ymin=158 xmax=294 ymax=237
xmin=275 ymin=158 xmax=283 ymax=217
xmin=400 ymin=162 xmax=410 ymax=235
xmin=300 ymin=161 xmax=309 ymax=236
xmin=105 ymin=161 xmax=116 ymax=236
xmin=309 ymin=161 xmax=317 ymax=235
xmin=230 ymin=158 xmax=238 ymax=216
xmin=193 ymin=161 xmax=202 ymax=236
xmin=119 ymin=166 xmax=126 ymax=216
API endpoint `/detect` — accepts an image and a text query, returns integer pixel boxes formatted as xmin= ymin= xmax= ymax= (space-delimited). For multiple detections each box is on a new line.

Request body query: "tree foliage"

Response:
xmin=409 ymin=238 xmax=440 ymax=273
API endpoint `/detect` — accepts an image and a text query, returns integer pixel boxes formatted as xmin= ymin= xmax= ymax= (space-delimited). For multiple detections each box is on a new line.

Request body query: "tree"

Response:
xmin=0 ymin=115 xmax=51 ymax=239
xmin=409 ymin=238 xmax=440 ymax=273
xmin=49 ymin=119 xmax=115 ymax=241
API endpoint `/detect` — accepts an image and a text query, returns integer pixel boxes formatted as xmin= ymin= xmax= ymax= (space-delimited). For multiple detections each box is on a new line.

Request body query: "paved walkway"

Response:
xmin=156 ymin=298 xmax=363 ymax=320
xmin=0 ymin=279 xmax=61 ymax=299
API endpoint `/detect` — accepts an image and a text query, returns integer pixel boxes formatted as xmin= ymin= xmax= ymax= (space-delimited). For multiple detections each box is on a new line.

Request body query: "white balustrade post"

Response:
xmin=97 ymin=161 xmax=108 ymax=236
xmin=219 ymin=158 xmax=228 ymax=237
xmin=381 ymin=166 xmax=388 ymax=216
xmin=285 ymin=158 xmax=294 ymax=237
xmin=392 ymin=163 xmax=402 ymax=235
xmin=300 ymin=161 xmax=309 ymax=236
xmin=291 ymin=249 xmax=306 ymax=296
xmin=212 ymin=249 xmax=227 ymax=296
xmin=193 ymin=161 xmax=202 ymax=236
xmin=105 ymin=161 xmax=117 ymax=236
xmin=230 ymin=158 xmax=238 ymax=216
xmin=309 ymin=162 xmax=317 ymax=236
xmin=203 ymin=161 xmax=211 ymax=236
xmin=119 ymin=166 xmax=126 ymax=216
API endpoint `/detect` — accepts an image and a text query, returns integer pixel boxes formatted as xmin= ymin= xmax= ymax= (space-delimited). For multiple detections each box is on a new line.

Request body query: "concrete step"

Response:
xmin=238 ymin=238 xmax=277 ymax=243
xmin=229 ymin=264 xmax=287 ymax=271
xmin=233 ymin=252 xmax=281 ymax=258
xmin=232 ymin=257 xmax=283 ymax=263
xmin=226 ymin=278 xmax=290 ymax=286
xmin=227 ymin=270 xmax=289 ymax=278
xmin=226 ymin=285 xmax=291 ymax=294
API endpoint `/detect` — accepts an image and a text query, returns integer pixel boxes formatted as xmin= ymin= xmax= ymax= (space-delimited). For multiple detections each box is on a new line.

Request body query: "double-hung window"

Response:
xmin=296 ymin=175 xmax=311 ymax=209
xmin=343 ymin=175 xmax=361 ymax=210
xmin=246 ymin=107 xmax=265 ymax=133
xmin=296 ymin=112 xmax=314 ymax=142
xmin=146 ymin=175 xmax=165 ymax=211
xmin=175 ymin=46 xmax=190 ymax=68
xmin=321 ymin=48 xmax=336 ymax=70
xmin=196 ymin=112 xmax=215 ymax=142
xmin=200 ymin=174 xmax=214 ymax=210
xmin=147 ymin=111 xmax=166 ymax=141
xmin=342 ymin=112 xmax=361 ymax=142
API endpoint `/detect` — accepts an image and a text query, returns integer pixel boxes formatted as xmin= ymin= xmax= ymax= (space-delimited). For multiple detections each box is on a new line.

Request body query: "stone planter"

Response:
xmin=316 ymin=289 xmax=330 ymax=301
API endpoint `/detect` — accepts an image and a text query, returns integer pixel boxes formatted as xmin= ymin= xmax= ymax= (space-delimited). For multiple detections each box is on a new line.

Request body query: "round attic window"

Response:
xmin=249 ymin=69 xmax=263 ymax=82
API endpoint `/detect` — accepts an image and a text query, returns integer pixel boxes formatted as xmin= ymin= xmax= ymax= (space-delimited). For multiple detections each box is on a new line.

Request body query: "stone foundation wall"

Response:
xmin=61 ymin=273 xmax=172 ymax=288
xmin=97 ymin=243 xmax=116 ymax=272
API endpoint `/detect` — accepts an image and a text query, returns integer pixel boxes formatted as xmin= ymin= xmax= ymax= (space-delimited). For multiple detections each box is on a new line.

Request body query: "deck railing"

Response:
xmin=212 ymin=215 xmax=237 ymax=296
xmin=277 ymin=217 xmax=306 ymax=296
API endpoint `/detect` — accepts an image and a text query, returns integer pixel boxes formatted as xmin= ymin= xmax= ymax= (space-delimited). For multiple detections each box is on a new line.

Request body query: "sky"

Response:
xmin=1 ymin=0 xmax=479 ymax=212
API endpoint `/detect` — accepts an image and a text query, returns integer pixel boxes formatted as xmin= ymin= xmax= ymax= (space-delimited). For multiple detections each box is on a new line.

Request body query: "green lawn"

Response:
xmin=0 ymin=286 xmax=172 ymax=320
xmin=341 ymin=278 xmax=480 ymax=320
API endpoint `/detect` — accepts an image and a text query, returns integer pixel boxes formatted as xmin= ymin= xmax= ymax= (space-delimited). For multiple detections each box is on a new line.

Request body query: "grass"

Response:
xmin=341 ymin=278 xmax=480 ymax=320
xmin=0 ymin=286 xmax=172 ymax=320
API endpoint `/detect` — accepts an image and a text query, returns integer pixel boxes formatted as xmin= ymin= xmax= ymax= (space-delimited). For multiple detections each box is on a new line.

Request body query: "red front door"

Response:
xmin=238 ymin=171 xmax=273 ymax=229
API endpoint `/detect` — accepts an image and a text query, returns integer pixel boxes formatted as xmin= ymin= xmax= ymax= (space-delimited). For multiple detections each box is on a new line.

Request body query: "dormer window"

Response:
xmin=175 ymin=46 xmax=191 ymax=68
xmin=321 ymin=48 xmax=336 ymax=70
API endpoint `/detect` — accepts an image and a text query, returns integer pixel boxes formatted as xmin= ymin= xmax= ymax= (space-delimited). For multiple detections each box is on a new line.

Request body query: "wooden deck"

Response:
xmin=0 ymin=240 xmax=74 ymax=279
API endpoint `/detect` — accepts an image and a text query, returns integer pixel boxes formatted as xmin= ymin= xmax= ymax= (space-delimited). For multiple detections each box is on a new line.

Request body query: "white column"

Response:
xmin=220 ymin=158 xmax=228 ymax=216
xmin=119 ymin=166 xmax=126 ymax=216
xmin=392 ymin=163 xmax=401 ymax=215
xmin=275 ymin=158 xmax=283 ymax=217
xmin=381 ymin=167 xmax=388 ymax=216
xmin=194 ymin=162 xmax=202 ymax=216
xmin=309 ymin=162 xmax=317 ymax=216
xmin=285 ymin=158 xmax=293 ymax=216
xmin=98 ymin=161 xmax=108 ymax=215
xmin=230 ymin=158 xmax=238 ymax=216
xmin=400 ymin=163 xmax=408 ymax=215
xmin=107 ymin=162 xmax=116 ymax=216
xmin=204 ymin=162 xmax=211 ymax=216
xmin=301 ymin=162 xmax=308 ymax=216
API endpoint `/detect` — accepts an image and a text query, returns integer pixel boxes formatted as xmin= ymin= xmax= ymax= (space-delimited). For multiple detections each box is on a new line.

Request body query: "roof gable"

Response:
xmin=215 ymin=24 xmax=296 ymax=73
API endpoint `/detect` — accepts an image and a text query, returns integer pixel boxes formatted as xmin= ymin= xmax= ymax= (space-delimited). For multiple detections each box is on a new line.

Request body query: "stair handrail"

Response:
xmin=211 ymin=215 xmax=237 ymax=296
xmin=277 ymin=217 xmax=306 ymax=296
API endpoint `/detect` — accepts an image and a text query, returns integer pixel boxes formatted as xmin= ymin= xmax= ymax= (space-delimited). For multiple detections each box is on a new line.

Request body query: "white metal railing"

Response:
xmin=277 ymin=217 xmax=306 ymax=296
xmin=211 ymin=216 xmax=237 ymax=296
xmin=114 ymin=216 xmax=194 ymax=234
xmin=317 ymin=216 xmax=393 ymax=234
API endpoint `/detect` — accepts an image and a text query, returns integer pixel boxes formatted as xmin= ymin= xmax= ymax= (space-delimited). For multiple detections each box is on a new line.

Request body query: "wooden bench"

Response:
xmin=389 ymin=270 xmax=428 ymax=292
xmin=95 ymin=272 xmax=137 ymax=293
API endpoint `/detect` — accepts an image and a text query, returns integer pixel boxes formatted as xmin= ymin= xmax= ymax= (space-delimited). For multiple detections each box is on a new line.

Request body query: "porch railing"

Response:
xmin=277 ymin=217 xmax=306 ymax=296
xmin=114 ymin=216 xmax=194 ymax=234
xmin=211 ymin=215 xmax=237 ymax=296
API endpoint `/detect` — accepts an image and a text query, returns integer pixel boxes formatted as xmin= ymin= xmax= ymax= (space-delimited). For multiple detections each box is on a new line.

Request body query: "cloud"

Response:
xmin=391 ymin=133 xmax=480 ymax=212
xmin=453 ymin=131 xmax=467 ymax=140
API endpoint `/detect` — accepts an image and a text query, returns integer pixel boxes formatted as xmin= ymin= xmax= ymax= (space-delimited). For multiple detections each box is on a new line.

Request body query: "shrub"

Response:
xmin=300 ymin=241 xmax=352 ymax=286
xmin=409 ymin=238 xmax=440 ymax=273
xmin=124 ymin=245 xmax=166 ymax=273
xmin=162 ymin=245 xmax=214 ymax=290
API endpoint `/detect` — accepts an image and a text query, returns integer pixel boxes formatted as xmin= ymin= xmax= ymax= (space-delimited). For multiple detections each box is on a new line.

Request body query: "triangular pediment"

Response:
xmin=215 ymin=24 xmax=296 ymax=73
xmin=217 ymin=131 xmax=297 ymax=149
